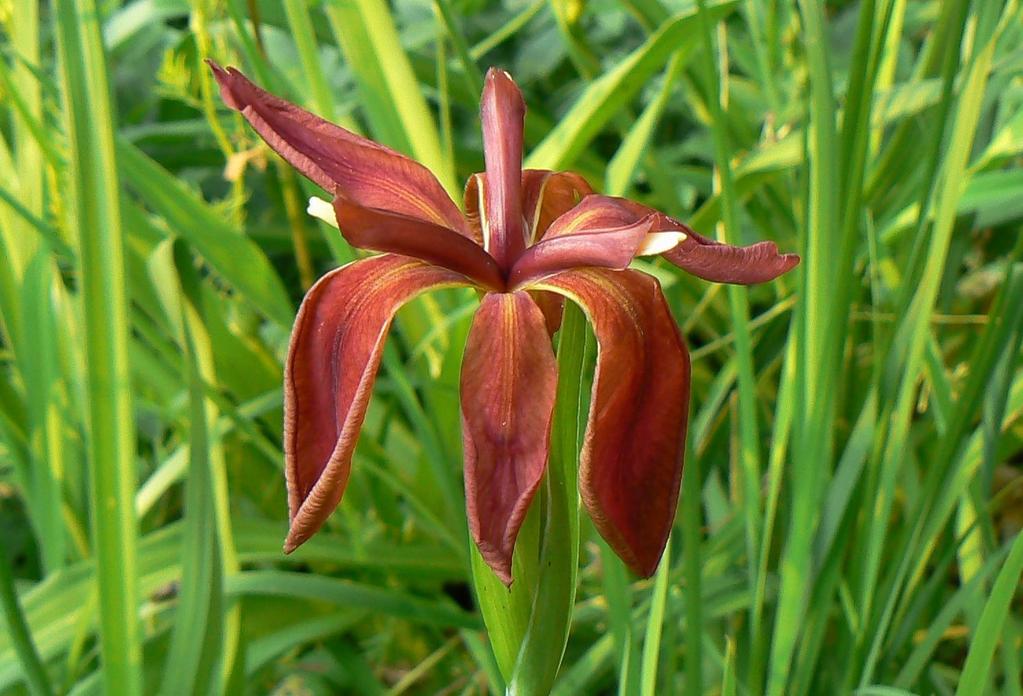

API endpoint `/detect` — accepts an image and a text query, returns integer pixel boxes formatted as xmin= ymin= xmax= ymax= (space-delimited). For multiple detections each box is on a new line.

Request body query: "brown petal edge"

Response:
xmin=534 ymin=268 xmax=691 ymax=577
xmin=332 ymin=196 xmax=504 ymax=291
xmin=460 ymin=291 xmax=558 ymax=584
xmin=284 ymin=255 xmax=470 ymax=552
xmin=208 ymin=61 xmax=471 ymax=237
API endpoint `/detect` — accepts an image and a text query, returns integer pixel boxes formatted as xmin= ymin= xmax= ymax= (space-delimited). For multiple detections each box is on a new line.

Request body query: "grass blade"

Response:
xmin=53 ymin=0 xmax=142 ymax=692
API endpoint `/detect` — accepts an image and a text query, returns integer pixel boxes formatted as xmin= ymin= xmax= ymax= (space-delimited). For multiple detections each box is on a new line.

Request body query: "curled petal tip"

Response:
xmin=665 ymin=236 xmax=801 ymax=285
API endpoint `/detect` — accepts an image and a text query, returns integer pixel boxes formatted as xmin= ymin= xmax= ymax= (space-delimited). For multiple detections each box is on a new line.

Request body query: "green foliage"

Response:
xmin=1 ymin=0 xmax=1022 ymax=694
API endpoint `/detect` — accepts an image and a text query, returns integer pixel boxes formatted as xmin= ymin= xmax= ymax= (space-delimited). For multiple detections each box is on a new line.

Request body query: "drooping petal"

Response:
xmin=460 ymin=291 xmax=558 ymax=584
xmin=331 ymin=196 xmax=504 ymax=290
xmin=508 ymin=217 xmax=656 ymax=288
xmin=662 ymin=235 xmax=801 ymax=284
xmin=208 ymin=61 xmax=471 ymax=237
xmin=463 ymin=169 xmax=592 ymax=246
xmin=507 ymin=195 xmax=687 ymax=288
xmin=480 ymin=68 xmax=526 ymax=269
xmin=533 ymin=268 xmax=691 ymax=577
xmin=585 ymin=195 xmax=800 ymax=284
xmin=284 ymin=255 xmax=470 ymax=552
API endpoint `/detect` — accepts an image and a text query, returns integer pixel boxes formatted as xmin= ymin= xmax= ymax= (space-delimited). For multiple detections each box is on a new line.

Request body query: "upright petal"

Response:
xmin=533 ymin=269 xmax=691 ymax=577
xmin=332 ymin=196 xmax=504 ymax=290
xmin=208 ymin=62 xmax=471 ymax=237
xmin=463 ymin=169 xmax=592 ymax=246
xmin=480 ymin=68 xmax=526 ymax=268
xmin=285 ymin=255 xmax=470 ymax=552
xmin=461 ymin=291 xmax=558 ymax=584
xmin=521 ymin=170 xmax=593 ymax=243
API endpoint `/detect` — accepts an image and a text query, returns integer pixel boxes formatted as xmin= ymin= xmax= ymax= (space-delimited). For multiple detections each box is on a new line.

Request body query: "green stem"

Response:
xmin=508 ymin=303 xmax=587 ymax=695
xmin=470 ymin=302 xmax=588 ymax=695
xmin=0 ymin=547 xmax=51 ymax=696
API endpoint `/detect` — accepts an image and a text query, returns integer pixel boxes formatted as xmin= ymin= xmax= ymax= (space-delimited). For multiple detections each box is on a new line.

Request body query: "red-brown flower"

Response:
xmin=210 ymin=62 xmax=798 ymax=584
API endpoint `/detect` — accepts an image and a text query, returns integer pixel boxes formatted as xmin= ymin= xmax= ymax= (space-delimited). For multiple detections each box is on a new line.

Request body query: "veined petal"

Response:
xmin=521 ymin=170 xmax=593 ymax=243
xmin=461 ymin=291 xmax=558 ymax=584
xmin=331 ymin=196 xmax=504 ymax=290
xmin=542 ymin=195 xmax=647 ymax=238
xmin=534 ymin=268 xmax=691 ymax=577
xmin=463 ymin=173 xmax=488 ymax=247
xmin=584 ymin=195 xmax=800 ymax=284
xmin=529 ymin=289 xmax=566 ymax=336
xmin=507 ymin=195 xmax=687 ymax=288
xmin=284 ymin=255 xmax=470 ymax=552
xmin=508 ymin=217 xmax=657 ymax=289
xmin=208 ymin=62 xmax=471 ymax=237
xmin=480 ymin=68 xmax=526 ymax=269
xmin=463 ymin=169 xmax=592 ymax=246
xmin=663 ymin=235 xmax=800 ymax=284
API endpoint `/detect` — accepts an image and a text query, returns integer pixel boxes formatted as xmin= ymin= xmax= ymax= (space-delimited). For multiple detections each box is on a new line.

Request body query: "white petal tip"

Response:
xmin=637 ymin=231 xmax=687 ymax=256
xmin=307 ymin=196 xmax=339 ymax=228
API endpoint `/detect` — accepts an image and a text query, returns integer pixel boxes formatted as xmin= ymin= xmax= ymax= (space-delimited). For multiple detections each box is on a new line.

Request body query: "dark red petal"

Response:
xmin=284 ymin=255 xmax=470 ymax=552
xmin=480 ymin=68 xmax=526 ymax=269
xmin=590 ymin=195 xmax=801 ymax=284
xmin=463 ymin=169 xmax=592 ymax=246
xmin=332 ymin=196 xmax=504 ymax=290
xmin=521 ymin=170 xmax=593 ymax=243
xmin=663 ymin=237 xmax=801 ymax=284
xmin=541 ymin=194 xmax=646 ymax=239
xmin=461 ymin=291 xmax=558 ymax=584
xmin=535 ymin=268 xmax=691 ymax=577
xmin=208 ymin=61 xmax=471 ymax=237
xmin=463 ymin=173 xmax=487 ymax=246
xmin=508 ymin=217 xmax=656 ymax=289
xmin=529 ymin=289 xmax=566 ymax=336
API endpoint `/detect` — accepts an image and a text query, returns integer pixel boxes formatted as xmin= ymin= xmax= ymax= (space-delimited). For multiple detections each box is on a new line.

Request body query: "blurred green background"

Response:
xmin=1 ymin=0 xmax=1022 ymax=694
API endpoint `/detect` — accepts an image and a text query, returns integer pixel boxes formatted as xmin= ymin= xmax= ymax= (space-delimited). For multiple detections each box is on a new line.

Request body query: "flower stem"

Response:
xmin=469 ymin=302 xmax=588 ymax=695
xmin=507 ymin=301 xmax=587 ymax=695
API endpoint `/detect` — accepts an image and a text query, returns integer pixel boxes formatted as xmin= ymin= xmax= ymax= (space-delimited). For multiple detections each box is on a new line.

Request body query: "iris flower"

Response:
xmin=210 ymin=62 xmax=798 ymax=584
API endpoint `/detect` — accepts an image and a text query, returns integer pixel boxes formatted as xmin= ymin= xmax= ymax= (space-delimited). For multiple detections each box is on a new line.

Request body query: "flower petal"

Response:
xmin=331 ymin=196 xmax=504 ymax=290
xmin=521 ymin=170 xmax=593 ymax=243
xmin=534 ymin=268 xmax=691 ymax=577
xmin=542 ymin=194 xmax=646 ymax=238
xmin=508 ymin=217 xmax=656 ymax=288
xmin=480 ymin=68 xmax=526 ymax=268
xmin=507 ymin=195 xmax=688 ymax=288
xmin=463 ymin=169 xmax=592 ymax=246
xmin=663 ymin=235 xmax=801 ymax=284
xmin=461 ymin=291 xmax=558 ymax=584
xmin=284 ymin=255 xmax=470 ymax=552
xmin=208 ymin=61 xmax=471 ymax=237
xmin=585 ymin=195 xmax=801 ymax=284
